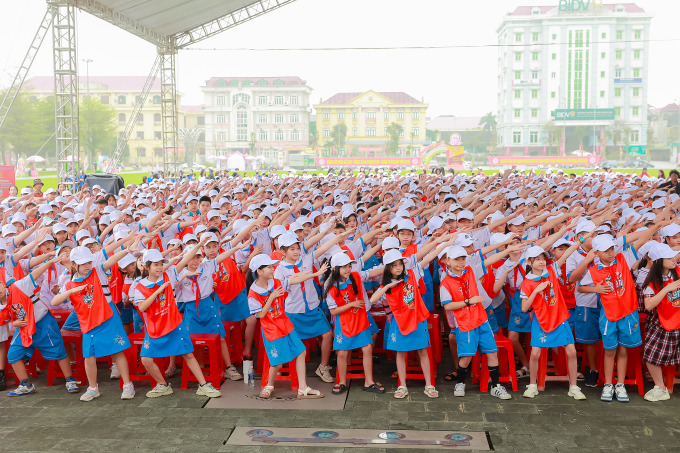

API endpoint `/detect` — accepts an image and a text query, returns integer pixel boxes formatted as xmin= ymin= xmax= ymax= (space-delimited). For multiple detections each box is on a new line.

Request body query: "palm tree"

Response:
xmin=479 ymin=112 xmax=497 ymax=153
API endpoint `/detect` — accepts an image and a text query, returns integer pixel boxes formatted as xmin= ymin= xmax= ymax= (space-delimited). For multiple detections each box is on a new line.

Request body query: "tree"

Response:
xmin=386 ymin=122 xmax=403 ymax=155
xmin=329 ymin=123 xmax=347 ymax=155
xmin=574 ymin=125 xmax=590 ymax=150
xmin=0 ymin=93 xmax=50 ymax=165
xmin=248 ymin=132 xmax=257 ymax=156
xmin=308 ymin=121 xmax=318 ymax=146
xmin=543 ymin=121 xmax=563 ymax=156
xmin=606 ymin=120 xmax=632 ymax=158
xmin=479 ymin=112 xmax=497 ymax=153
xmin=79 ymin=97 xmax=117 ymax=171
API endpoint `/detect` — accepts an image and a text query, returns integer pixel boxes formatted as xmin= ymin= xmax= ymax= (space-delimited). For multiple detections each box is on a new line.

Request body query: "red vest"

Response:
xmin=558 ymin=262 xmax=576 ymax=309
xmin=588 ymin=253 xmax=636 ymax=321
xmin=65 ymin=270 xmax=113 ymax=333
xmin=327 ymin=272 xmax=369 ymax=337
xmin=134 ymin=273 xmax=183 ymax=338
xmin=401 ymin=243 xmax=418 ymax=258
xmin=520 ymin=267 xmax=569 ymax=333
xmin=247 ymin=279 xmax=294 ymax=341
xmin=109 ymin=268 xmax=124 ymax=304
xmin=213 ymin=255 xmax=245 ymax=305
xmin=440 ymin=266 xmax=487 ymax=332
xmin=652 ymin=268 xmax=680 ymax=331
xmin=481 ymin=260 xmax=504 ymax=299
xmin=0 ymin=276 xmax=37 ymax=347
xmin=384 ymin=269 xmax=429 ymax=335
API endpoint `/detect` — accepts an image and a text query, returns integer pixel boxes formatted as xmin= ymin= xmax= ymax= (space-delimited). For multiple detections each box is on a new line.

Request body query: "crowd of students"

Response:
xmin=0 ymin=167 xmax=678 ymax=404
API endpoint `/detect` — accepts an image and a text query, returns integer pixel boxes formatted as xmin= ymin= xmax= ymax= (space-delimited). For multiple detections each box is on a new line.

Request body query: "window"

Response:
xmin=397 ymin=111 xmax=404 ymax=119
xmin=601 ymin=71 xmax=606 ymax=78
xmin=551 ymin=92 xmax=556 ymax=98
xmin=399 ymin=129 xmax=404 ymax=137
xmin=551 ymin=72 xmax=556 ymax=79
xmin=615 ymin=49 xmax=622 ymax=59
xmin=236 ymin=105 xmax=248 ymax=141
xmin=384 ymin=111 xmax=389 ymax=119
xmin=274 ymin=79 xmax=283 ymax=86
xmin=633 ymin=87 xmax=640 ymax=97
xmin=216 ymin=95 xmax=226 ymax=106
xmin=153 ymin=113 xmax=161 ymax=125
xmin=118 ymin=113 xmax=126 ymax=125
xmin=531 ymin=108 xmax=538 ymax=118
xmin=257 ymin=79 xmax=267 ymax=86
xmin=117 ymin=95 xmax=126 ymax=104
xmin=352 ymin=128 xmax=358 ymax=136
xmin=242 ymin=80 xmax=251 ymax=86
xmin=615 ymin=68 xmax=622 ymax=78
xmin=515 ymin=32 xmax=522 ymax=42
xmin=136 ymin=147 xmax=146 ymax=157
xmin=530 ymin=131 xmax=538 ymax=144
xmin=384 ymin=128 xmax=388 ymax=136
xmin=514 ymin=52 xmax=522 ymax=61
xmin=632 ymin=106 xmax=639 ymax=116
xmin=290 ymin=96 xmax=299 ymax=105
xmin=552 ymin=53 xmax=557 ymax=60
xmin=411 ymin=128 xmax=419 ymax=137
xmin=290 ymin=113 xmax=300 ymax=123
xmin=601 ymin=52 xmax=606 ymax=59
xmin=552 ymin=33 xmax=557 ymax=40
xmin=514 ymin=71 xmax=522 ymax=80
xmin=514 ymin=90 xmax=521 ymax=99
xmin=352 ymin=112 xmax=358 ymax=120
xmin=531 ymin=51 xmax=539 ymax=61
xmin=616 ymin=30 xmax=623 ymax=40
xmin=290 ymin=130 xmax=300 ymax=141
xmin=259 ymin=130 xmax=268 ymax=141
xmin=531 ymin=70 xmax=539 ymax=79
xmin=274 ymin=95 xmax=284 ymax=105
xmin=322 ymin=112 xmax=330 ymax=120
xmin=154 ymin=148 xmax=163 ymax=158
xmin=136 ymin=131 xmax=144 ymax=140
xmin=631 ymin=129 xmax=639 ymax=142
xmin=136 ymin=113 xmax=143 ymax=125
xmin=633 ymin=68 xmax=641 ymax=78
xmin=614 ymin=107 xmax=622 ymax=118
xmin=274 ymin=130 xmax=284 ymax=141
xmin=531 ymin=89 xmax=538 ymax=99
xmin=366 ymin=128 xmax=376 ymax=137
xmin=600 ymin=91 xmax=605 ymax=98
xmin=513 ymin=131 xmax=521 ymax=144
xmin=514 ymin=109 xmax=521 ymax=119
xmin=532 ymin=32 xmax=539 ymax=42
xmin=412 ymin=110 xmax=419 ymax=119
xmin=366 ymin=111 xmax=376 ymax=119
xmin=153 ymin=95 xmax=161 ymax=104
xmin=216 ymin=114 xmax=226 ymax=124
xmin=615 ymin=88 xmax=622 ymax=97
xmin=633 ymin=49 xmax=641 ymax=59
xmin=215 ymin=132 xmax=226 ymax=142
xmin=601 ymin=32 xmax=606 ymax=39
xmin=274 ymin=114 xmax=284 ymax=124
xmin=323 ymin=128 xmax=330 ymax=137
xmin=258 ymin=95 xmax=267 ymax=105
xmin=100 ymin=95 xmax=109 ymax=104
xmin=337 ymin=112 xmax=344 ymax=120
xmin=634 ymin=30 xmax=642 ymax=40
xmin=258 ymin=114 xmax=267 ymax=124
xmin=154 ymin=131 xmax=161 ymax=140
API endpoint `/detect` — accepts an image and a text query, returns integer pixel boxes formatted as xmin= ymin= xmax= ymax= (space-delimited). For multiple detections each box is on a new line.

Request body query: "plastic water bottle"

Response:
xmin=248 ymin=367 xmax=255 ymax=389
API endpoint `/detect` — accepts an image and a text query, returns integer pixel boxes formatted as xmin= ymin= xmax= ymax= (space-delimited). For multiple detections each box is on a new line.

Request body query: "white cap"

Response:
xmin=202 ymin=233 xmax=220 ymax=244
xmin=453 ymin=234 xmax=475 ymax=248
xmin=427 ymin=216 xmax=444 ymax=231
xmin=52 ymin=223 xmax=68 ymax=234
xmin=381 ymin=237 xmax=400 ymax=251
xmin=525 ymin=246 xmax=547 ymax=259
xmin=249 ymin=254 xmax=279 ymax=272
xmin=456 ymin=210 xmax=474 ymax=221
xmin=330 ymin=252 xmax=355 ymax=268
xmin=75 ymin=230 xmax=91 ymax=242
xmin=445 ymin=245 xmax=468 ymax=259
xmin=651 ymin=199 xmax=665 ymax=210
xmin=270 ymin=225 xmax=287 ymax=238
xmin=507 ymin=215 xmax=527 ymax=226
xmin=289 ymin=221 xmax=304 ymax=232
xmin=489 ymin=232 xmax=514 ymax=247
xmin=143 ymin=249 xmax=165 ymax=263
xmin=1 ymin=224 xmax=17 ymax=237
xmin=396 ymin=219 xmax=416 ymax=232
xmin=207 ymin=210 xmax=221 ymax=220
xmin=278 ymin=232 xmax=300 ymax=248
xmin=552 ymin=238 xmax=574 ymax=249
xmin=70 ymin=246 xmax=95 ymax=265
xmin=649 ymin=243 xmax=678 ymax=262
xmin=592 ymin=235 xmax=616 ymax=252
xmin=575 ymin=220 xmax=597 ymax=235
xmin=382 ymin=249 xmax=404 ymax=265
xmin=118 ymin=253 xmax=137 ymax=269
xmin=183 ymin=234 xmax=198 ymax=244
xmin=82 ymin=238 xmax=98 ymax=246
xmin=660 ymin=224 xmax=680 ymax=238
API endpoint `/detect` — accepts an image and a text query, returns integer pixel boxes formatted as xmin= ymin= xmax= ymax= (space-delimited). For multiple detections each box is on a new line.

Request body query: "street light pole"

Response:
xmin=82 ymin=58 xmax=93 ymax=96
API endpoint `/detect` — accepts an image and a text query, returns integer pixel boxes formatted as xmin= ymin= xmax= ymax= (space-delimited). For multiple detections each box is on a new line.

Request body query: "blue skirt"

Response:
xmin=485 ymin=304 xmax=499 ymax=334
xmin=262 ymin=330 xmax=306 ymax=366
xmin=82 ymin=309 xmax=131 ymax=359
xmin=530 ymin=320 xmax=574 ymax=348
xmin=508 ymin=292 xmax=531 ymax=333
xmin=422 ymin=270 xmax=435 ymax=312
xmin=217 ymin=290 xmax=251 ymax=323
xmin=132 ymin=309 xmax=145 ymax=333
xmin=367 ymin=311 xmax=379 ymax=335
xmin=287 ymin=307 xmax=331 ymax=339
xmin=184 ymin=295 xmax=226 ymax=337
xmin=141 ymin=320 xmax=194 ymax=358
xmin=8 ymin=313 xmax=67 ymax=363
xmin=493 ymin=301 xmax=508 ymax=329
xmin=384 ymin=317 xmax=430 ymax=352
xmin=332 ymin=315 xmax=373 ymax=350
xmin=62 ymin=310 xmax=81 ymax=331
xmin=116 ymin=302 xmax=134 ymax=324
xmin=177 ymin=301 xmax=186 ymax=314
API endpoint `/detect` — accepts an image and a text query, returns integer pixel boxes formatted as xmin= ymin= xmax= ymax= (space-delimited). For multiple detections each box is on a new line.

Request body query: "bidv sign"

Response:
xmin=558 ymin=0 xmax=604 ymax=12
xmin=554 ymin=110 xmax=576 ymax=120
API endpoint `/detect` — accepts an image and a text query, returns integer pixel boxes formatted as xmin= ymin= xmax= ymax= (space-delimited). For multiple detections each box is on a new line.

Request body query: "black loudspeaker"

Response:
xmin=83 ymin=174 xmax=125 ymax=195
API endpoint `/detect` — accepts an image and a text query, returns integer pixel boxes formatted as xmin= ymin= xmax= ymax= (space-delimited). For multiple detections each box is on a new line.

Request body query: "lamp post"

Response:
xmin=82 ymin=58 xmax=93 ymax=96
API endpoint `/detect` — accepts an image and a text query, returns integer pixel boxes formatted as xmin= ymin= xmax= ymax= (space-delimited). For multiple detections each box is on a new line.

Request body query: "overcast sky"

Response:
xmin=1 ymin=0 xmax=679 ymax=118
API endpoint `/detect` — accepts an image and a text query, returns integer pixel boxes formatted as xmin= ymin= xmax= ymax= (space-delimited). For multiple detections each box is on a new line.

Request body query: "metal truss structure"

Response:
xmin=159 ymin=46 xmax=179 ymax=175
xmin=179 ymin=127 xmax=205 ymax=169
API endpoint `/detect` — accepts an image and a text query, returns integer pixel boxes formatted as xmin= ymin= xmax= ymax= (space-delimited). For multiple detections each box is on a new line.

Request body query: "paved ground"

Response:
xmin=0 ymin=356 xmax=678 ymax=453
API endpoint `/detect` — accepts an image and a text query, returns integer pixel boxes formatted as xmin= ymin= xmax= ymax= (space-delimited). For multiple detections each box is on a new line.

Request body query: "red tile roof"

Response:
xmin=204 ymin=77 xmax=307 ymax=87
xmin=319 ymin=91 xmax=422 ymax=105
xmin=24 ymin=76 xmax=160 ymax=91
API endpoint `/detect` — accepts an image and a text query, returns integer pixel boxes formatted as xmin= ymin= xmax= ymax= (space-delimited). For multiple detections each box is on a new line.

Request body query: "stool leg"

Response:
xmin=290 ymin=359 xmax=299 ymax=392
xmin=537 ymin=349 xmax=547 ymax=391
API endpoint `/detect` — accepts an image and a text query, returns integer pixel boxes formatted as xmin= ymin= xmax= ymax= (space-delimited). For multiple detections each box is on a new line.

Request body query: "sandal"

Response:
xmin=332 ymin=384 xmax=347 ymax=395
xmin=516 ymin=366 xmax=529 ymax=378
xmin=424 ymin=385 xmax=439 ymax=398
xmin=297 ymin=386 xmax=325 ymax=399
xmin=394 ymin=385 xmax=408 ymax=399
xmin=443 ymin=370 xmax=459 ymax=382
xmin=363 ymin=382 xmax=385 ymax=394
xmin=391 ymin=371 xmax=399 ymax=379
xmin=259 ymin=385 xmax=274 ymax=399
xmin=164 ymin=366 xmax=178 ymax=378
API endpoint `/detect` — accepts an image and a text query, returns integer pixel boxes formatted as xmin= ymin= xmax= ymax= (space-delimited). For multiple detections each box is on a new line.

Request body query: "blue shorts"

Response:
xmin=493 ymin=302 xmax=508 ymax=329
xmin=184 ymin=295 xmax=226 ymax=337
xmin=575 ymin=306 xmax=601 ymax=344
xmin=82 ymin=310 xmax=131 ymax=359
xmin=455 ymin=321 xmax=498 ymax=357
xmin=218 ymin=290 xmax=251 ymax=323
xmin=262 ymin=330 xmax=306 ymax=367
xmin=287 ymin=307 xmax=331 ymax=339
xmin=141 ymin=320 xmax=194 ymax=358
xmin=599 ymin=310 xmax=643 ymax=350
xmin=177 ymin=301 xmax=186 ymax=314
xmin=332 ymin=315 xmax=373 ymax=351
xmin=567 ymin=308 xmax=576 ymax=329
xmin=384 ymin=318 xmax=430 ymax=352
xmin=116 ymin=302 xmax=134 ymax=324
xmin=485 ymin=305 xmax=499 ymax=334
xmin=8 ymin=313 xmax=67 ymax=364
xmin=61 ymin=310 xmax=81 ymax=331
xmin=530 ymin=320 xmax=574 ymax=348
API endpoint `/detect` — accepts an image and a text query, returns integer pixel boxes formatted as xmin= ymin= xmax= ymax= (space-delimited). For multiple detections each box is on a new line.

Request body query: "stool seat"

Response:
xmin=181 ymin=333 xmax=224 ymax=390
xmin=50 ymin=309 xmax=73 ymax=328
xmin=45 ymin=330 xmax=84 ymax=386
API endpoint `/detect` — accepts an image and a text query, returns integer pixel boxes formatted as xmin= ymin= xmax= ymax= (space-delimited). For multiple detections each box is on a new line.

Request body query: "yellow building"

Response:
xmin=313 ymin=90 xmax=428 ymax=156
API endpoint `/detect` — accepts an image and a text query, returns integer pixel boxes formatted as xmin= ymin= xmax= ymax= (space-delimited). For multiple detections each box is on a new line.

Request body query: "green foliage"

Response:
xmin=543 ymin=121 xmax=563 ymax=155
xmin=79 ymin=97 xmax=117 ymax=171
xmin=0 ymin=92 xmax=54 ymax=163
xmin=386 ymin=122 xmax=403 ymax=155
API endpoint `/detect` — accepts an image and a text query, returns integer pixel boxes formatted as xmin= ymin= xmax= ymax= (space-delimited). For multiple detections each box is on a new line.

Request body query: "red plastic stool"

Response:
xmin=223 ymin=321 xmax=243 ymax=366
xmin=302 ymin=338 xmax=318 ymax=362
xmin=335 ymin=350 xmax=365 ymax=382
xmin=181 ymin=333 xmax=224 ymax=390
xmin=597 ymin=345 xmax=645 ymax=395
xmin=537 ymin=347 xmax=570 ymax=391
xmin=4 ymin=336 xmax=39 ymax=386
xmin=45 ymin=331 xmax=84 ymax=386
xmin=428 ymin=314 xmax=443 ymax=363
xmin=120 ymin=332 xmax=165 ymax=389
xmin=261 ymin=353 xmax=299 ymax=391
xmin=471 ymin=335 xmax=518 ymax=392
xmin=397 ymin=346 xmax=436 ymax=387
xmin=662 ymin=366 xmax=679 ymax=394
xmin=50 ymin=309 xmax=73 ymax=328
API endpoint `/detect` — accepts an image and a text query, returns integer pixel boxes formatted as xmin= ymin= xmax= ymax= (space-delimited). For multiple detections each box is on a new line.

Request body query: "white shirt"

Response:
xmin=274 ymin=252 xmax=320 ymax=314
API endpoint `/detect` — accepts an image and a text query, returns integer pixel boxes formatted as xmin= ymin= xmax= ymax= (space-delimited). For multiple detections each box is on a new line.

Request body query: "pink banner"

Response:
xmin=315 ymin=157 xmax=422 ymax=167
xmin=488 ymin=155 xmax=603 ymax=166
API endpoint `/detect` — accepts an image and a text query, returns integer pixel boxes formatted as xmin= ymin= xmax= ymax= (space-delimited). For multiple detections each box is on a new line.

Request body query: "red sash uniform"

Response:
xmin=327 ymin=272 xmax=369 ymax=337
xmin=384 ymin=269 xmax=429 ymax=335
xmin=134 ymin=273 xmax=183 ymax=338
xmin=520 ymin=267 xmax=569 ymax=333
xmin=401 ymin=243 xmax=418 ymax=258
xmin=248 ymin=279 xmax=294 ymax=341
xmin=440 ymin=266 xmax=487 ymax=332
xmin=558 ymin=262 xmax=577 ymax=310
xmin=652 ymin=267 xmax=680 ymax=331
xmin=481 ymin=260 xmax=504 ymax=299
xmin=65 ymin=271 xmax=113 ymax=333
xmin=213 ymin=255 xmax=245 ymax=305
xmin=0 ymin=276 xmax=37 ymax=347
xmin=587 ymin=253 xmax=636 ymax=322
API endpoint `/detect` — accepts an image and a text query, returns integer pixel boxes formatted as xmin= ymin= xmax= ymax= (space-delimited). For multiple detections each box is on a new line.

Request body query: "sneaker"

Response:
xmin=585 ymin=369 xmax=599 ymax=388
xmin=146 ymin=383 xmax=173 ymax=398
xmin=523 ymin=383 xmax=539 ymax=398
xmin=7 ymin=381 xmax=35 ymax=397
xmin=315 ymin=364 xmax=334 ymax=383
xmin=614 ymin=383 xmax=629 ymax=402
xmin=600 ymin=383 xmax=614 ymax=402
xmin=196 ymin=382 xmax=222 ymax=398
xmin=225 ymin=365 xmax=243 ymax=381
xmin=644 ymin=385 xmax=670 ymax=402
xmin=110 ymin=363 xmax=120 ymax=380
xmin=65 ymin=378 xmax=79 ymax=394
xmin=568 ymin=385 xmax=587 ymax=400
xmin=453 ymin=382 xmax=466 ymax=397
xmin=490 ymin=384 xmax=512 ymax=400
xmin=121 ymin=382 xmax=135 ymax=400
xmin=80 ymin=386 xmax=100 ymax=402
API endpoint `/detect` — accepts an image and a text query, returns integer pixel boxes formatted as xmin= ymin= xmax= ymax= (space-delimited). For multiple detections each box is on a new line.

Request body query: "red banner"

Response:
xmin=0 ymin=166 xmax=15 ymax=198
xmin=315 ymin=157 xmax=421 ymax=167
xmin=488 ymin=156 xmax=603 ymax=166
